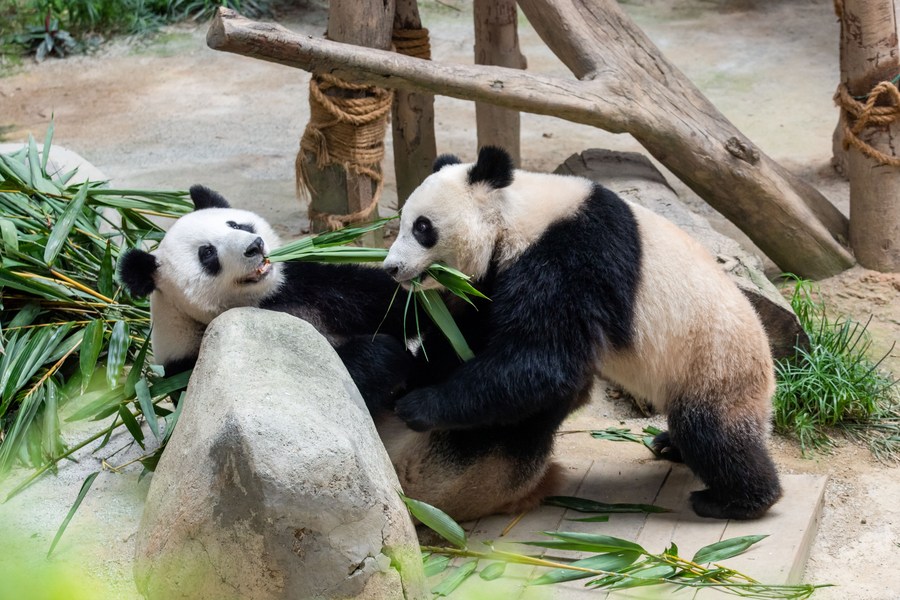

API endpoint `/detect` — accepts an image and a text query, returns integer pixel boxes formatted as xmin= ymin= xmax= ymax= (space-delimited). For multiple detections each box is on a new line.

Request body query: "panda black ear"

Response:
xmin=117 ymin=249 xmax=159 ymax=298
xmin=189 ymin=185 xmax=230 ymax=210
xmin=468 ymin=146 xmax=514 ymax=189
xmin=433 ymin=154 xmax=462 ymax=173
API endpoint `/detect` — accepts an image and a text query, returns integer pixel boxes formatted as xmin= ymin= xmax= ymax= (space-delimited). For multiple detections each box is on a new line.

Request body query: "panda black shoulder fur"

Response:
xmin=383 ymin=146 xmax=782 ymax=520
xmin=117 ymin=185 xmax=411 ymax=410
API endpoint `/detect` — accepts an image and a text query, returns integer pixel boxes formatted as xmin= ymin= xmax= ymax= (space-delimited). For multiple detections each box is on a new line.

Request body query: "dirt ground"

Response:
xmin=1 ymin=0 xmax=899 ymax=598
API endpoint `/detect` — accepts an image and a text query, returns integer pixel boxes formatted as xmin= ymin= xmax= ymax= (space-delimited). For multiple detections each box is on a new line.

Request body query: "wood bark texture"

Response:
xmin=301 ymin=0 xmax=393 ymax=237
xmin=208 ymin=6 xmax=854 ymax=278
xmin=391 ymin=0 xmax=437 ymax=209
xmin=838 ymin=0 xmax=900 ymax=271
xmin=474 ymin=0 xmax=526 ymax=166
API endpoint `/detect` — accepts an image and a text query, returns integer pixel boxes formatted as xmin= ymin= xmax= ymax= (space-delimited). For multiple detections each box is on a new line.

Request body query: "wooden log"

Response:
xmin=391 ymin=0 xmax=437 ymax=209
xmin=556 ymin=149 xmax=808 ymax=360
xmin=837 ymin=0 xmax=900 ymax=272
xmin=473 ymin=0 xmax=526 ymax=166
xmin=207 ymin=8 xmax=855 ymax=279
xmin=300 ymin=0 xmax=393 ymax=240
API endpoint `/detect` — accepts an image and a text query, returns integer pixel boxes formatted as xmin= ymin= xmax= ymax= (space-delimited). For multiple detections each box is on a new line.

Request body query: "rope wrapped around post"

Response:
xmin=392 ymin=27 xmax=431 ymax=60
xmin=834 ymin=80 xmax=900 ymax=168
xmin=296 ymin=73 xmax=393 ymax=229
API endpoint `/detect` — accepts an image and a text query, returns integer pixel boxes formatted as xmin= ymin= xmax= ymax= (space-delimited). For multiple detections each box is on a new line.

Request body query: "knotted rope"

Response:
xmin=297 ymin=73 xmax=393 ymax=229
xmin=834 ymin=80 xmax=900 ymax=167
xmin=392 ymin=27 xmax=431 ymax=60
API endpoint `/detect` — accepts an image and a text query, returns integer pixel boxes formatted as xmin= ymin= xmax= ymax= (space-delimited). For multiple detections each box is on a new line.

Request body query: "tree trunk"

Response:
xmin=474 ymin=0 xmax=526 ymax=166
xmin=837 ymin=0 xmax=900 ymax=271
xmin=300 ymin=0 xmax=393 ymax=238
xmin=208 ymin=7 xmax=855 ymax=279
xmin=391 ymin=0 xmax=437 ymax=209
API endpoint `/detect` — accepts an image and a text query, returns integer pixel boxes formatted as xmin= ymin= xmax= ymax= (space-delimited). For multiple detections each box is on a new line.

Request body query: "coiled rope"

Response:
xmin=834 ymin=80 xmax=900 ymax=168
xmin=296 ymin=27 xmax=431 ymax=229
xmin=297 ymin=73 xmax=393 ymax=229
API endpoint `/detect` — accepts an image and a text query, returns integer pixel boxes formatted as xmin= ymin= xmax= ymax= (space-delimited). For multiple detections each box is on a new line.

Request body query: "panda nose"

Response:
xmin=384 ymin=264 xmax=400 ymax=278
xmin=244 ymin=236 xmax=265 ymax=257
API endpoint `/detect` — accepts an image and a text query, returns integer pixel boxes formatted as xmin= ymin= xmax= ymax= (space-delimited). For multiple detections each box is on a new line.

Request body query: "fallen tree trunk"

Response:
xmin=208 ymin=7 xmax=854 ymax=279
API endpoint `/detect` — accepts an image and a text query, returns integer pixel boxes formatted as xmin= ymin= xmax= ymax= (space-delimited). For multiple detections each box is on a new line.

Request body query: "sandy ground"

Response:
xmin=1 ymin=0 xmax=899 ymax=598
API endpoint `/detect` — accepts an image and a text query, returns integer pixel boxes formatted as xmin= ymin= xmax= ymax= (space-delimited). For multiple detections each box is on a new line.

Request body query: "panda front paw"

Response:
xmin=394 ymin=387 xmax=442 ymax=432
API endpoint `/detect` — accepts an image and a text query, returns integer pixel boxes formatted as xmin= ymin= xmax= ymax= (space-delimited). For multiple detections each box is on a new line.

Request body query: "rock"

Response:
xmin=134 ymin=308 xmax=425 ymax=600
xmin=556 ymin=149 xmax=808 ymax=360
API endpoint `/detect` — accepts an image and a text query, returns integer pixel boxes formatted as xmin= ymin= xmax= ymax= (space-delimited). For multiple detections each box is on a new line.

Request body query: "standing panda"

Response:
xmin=117 ymin=185 xmax=412 ymax=410
xmin=382 ymin=146 xmax=783 ymax=520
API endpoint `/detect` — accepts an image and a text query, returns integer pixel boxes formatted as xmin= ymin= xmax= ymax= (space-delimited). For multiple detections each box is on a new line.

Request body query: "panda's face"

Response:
xmin=384 ymin=147 xmax=515 ymax=287
xmin=154 ymin=207 xmax=284 ymax=320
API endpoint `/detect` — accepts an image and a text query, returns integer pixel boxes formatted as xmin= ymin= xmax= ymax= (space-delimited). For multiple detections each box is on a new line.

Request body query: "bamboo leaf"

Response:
xmin=530 ymin=551 xmax=641 ymax=586
xmin=543 ymin=496 xmax=670 ymax=514
xmin=106 ymin=320 xmax=129 ymax=388
xmin=135 ymin=378 xmax=158 ymax=439
xmin=41 ymin=121 xmax=54 ymax=173
xmin=478 ymin=561 xmax=506 ymax=581
xmin=539 ymin=531 xmax=646 ymax=554
xmin=419 ymin=289 xmax=474 ymax=361
xmin=692 ymin=535 xmax=768 ymax=565
xmin=423 ymin=554 xmax=451 ymax=577
xmin=603 ymin=564 xmax=677 ymax=589
xmin=79 ymin=320 xmax=105 ymax=392
xmin=8 ymin=302 xmax=40 ymax=328
xmin=40 ymin=379 xmax=64 ymax=460
xmin=47 ymin=471 xmax=100 ymax=557
xmin=117 ymin=404 xmax=145 ymax=449
xmin=400 ymin=493 xmax=467 ymax=549
xmin=124 ymin=336 xmax=150 ymax=397
xmin=66 ymin=386 xmax=127 ymax=422
xmin=98 ymin=241 xmax=114 ymax=298
xmin=0 ymin=219 xmax=19 ymax=253
xmin=431 ymin=560 xmax=477 ymax=597
xmin=566 ymin=515 xmax=610 ymax=523
xmin=44 ymin=181 xmax=89 ymax=266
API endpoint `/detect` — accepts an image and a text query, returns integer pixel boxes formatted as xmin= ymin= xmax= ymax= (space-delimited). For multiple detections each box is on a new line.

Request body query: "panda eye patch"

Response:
xmin=412 ymin=216 xmax=438 ymax=248
xmin=197 ymin=244 xmax=221 ymax=275
xmin=227 ymin=220 xmax=256 ymax=234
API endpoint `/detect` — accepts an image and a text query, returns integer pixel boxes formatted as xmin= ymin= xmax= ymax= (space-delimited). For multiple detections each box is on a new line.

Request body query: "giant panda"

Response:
xmin=117 ymin=185 xmax=412 ymax=410
xmin=117 ymin=185 xmax=560 ymax=523
xmin=381 ymin=146 xmax=783 ymax=521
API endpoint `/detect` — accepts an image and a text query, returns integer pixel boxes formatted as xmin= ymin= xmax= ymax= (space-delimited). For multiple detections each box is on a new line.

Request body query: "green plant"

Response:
xmin=774 ymin=277 xmax=899 ymax=459
xmin=0 ymin=0 xmax=271 ymax=60
xmin=400 ymin=494 xmax=826 ymax=599
xmin=0 ymin=127 xmax=193 ymax=485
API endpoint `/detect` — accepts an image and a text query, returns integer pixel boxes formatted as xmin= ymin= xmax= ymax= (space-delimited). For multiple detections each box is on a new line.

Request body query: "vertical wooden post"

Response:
xmin=298 ymin=0 xmax=394 ymax=240
xmin=837 ymin=0 xmax=900 ymax=271
xmin=473 ymin=0 xmax=526 ymax=166
xmin=391 ymin=0 xmax=437 ymax=209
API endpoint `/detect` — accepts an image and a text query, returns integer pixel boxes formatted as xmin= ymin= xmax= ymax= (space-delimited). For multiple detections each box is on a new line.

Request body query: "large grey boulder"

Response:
xmin=556 ymin=149 xmax=808 ymax=359
xmin=134 ymin=308 xmax=425 ymax=600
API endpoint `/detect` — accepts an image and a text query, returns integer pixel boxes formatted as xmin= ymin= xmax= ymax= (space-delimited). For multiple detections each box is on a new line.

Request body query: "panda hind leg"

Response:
xmin=667 ymin=400 xmax=782 ymax=520
xmin=650 ymin=431 xmax=683 ymax=463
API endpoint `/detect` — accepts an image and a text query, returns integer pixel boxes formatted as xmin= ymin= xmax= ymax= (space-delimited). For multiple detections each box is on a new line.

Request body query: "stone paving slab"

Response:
xmin=427 ymin=455 xmax=827 ymax=599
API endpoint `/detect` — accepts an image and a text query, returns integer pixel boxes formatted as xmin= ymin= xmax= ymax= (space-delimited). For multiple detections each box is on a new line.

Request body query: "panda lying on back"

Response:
xmin=117 ymin=185 xmax=411 ymax=410
xmin=383 ymin=146 xmax=783 ymax=520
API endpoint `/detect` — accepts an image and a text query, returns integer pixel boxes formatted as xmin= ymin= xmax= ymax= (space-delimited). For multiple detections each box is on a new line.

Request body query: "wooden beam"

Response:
xmin=208 ymin=8 xmax=854 ymax=278
xmin=391 ymin=0 xmax=437 ymax=209
xmin=474 ymin=0 xmax=526 ymax=166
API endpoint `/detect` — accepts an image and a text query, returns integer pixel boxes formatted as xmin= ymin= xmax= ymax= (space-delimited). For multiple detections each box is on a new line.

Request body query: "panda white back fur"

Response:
xmin=118 ymin=185 xmax=412 ymax=410
xmin=383 ymin=146 xmax=782 ymax=520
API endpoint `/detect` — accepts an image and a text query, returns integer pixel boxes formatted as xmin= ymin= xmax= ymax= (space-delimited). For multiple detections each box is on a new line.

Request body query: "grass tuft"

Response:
xmin=774 ymin=277 xmax=899 ymax=460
